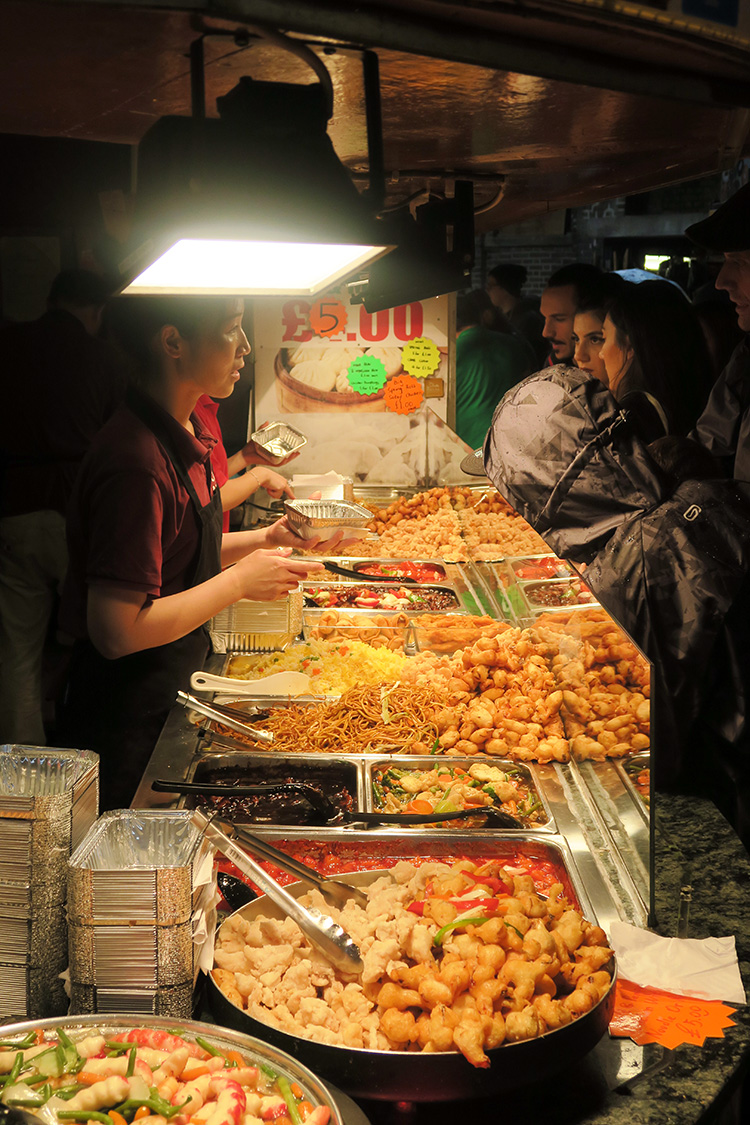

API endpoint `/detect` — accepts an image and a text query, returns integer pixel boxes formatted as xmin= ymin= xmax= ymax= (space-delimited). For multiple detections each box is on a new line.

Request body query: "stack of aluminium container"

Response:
xmin=67 ymin=809 xmax=215 ymax=1017
xmin=0 ymin=745 xmax=99 ymax=1018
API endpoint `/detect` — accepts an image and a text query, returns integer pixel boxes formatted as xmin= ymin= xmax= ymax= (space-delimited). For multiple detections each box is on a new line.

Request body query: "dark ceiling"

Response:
xmin=3 ymin=0 xmax=750 ymax=227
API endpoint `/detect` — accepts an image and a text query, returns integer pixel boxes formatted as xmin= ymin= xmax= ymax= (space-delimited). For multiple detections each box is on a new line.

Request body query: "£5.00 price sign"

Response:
xmin=282 ymin=297 xmax=425 ymax=345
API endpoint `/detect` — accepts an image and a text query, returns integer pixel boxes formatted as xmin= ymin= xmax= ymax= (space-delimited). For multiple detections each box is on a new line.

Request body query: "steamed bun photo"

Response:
xmin=364 ymin=346 xmax=402 ymax=378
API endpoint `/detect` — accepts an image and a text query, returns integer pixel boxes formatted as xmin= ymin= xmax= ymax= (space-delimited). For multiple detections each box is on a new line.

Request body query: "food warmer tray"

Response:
xmin=205 ymin=831 xmax=617 ymax=1101
xmin=156 ymin=749 xmax=557 ymax=834
xmin=301 ymin=581 xmax=463 ymax=614
xmin=465 ymin=559 xmax=519 ymax=621
xmin=305 ymin=557 xmax=497 ymax=619
xmin=615 ymin=751 xmax=650 ymax=819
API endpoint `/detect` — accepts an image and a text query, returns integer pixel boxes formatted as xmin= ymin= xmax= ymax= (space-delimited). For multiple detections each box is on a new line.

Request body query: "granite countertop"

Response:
xmin=355 ymin=792 xmax=750 ymax=1125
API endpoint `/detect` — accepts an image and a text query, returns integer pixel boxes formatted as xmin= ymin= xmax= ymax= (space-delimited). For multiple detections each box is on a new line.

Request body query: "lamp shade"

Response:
xmin=119 ymin=77 xmax=393 ymax=295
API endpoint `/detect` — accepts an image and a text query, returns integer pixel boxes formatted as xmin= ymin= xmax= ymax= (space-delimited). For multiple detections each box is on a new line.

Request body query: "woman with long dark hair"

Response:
xmin=599 ymin=280 xmax=713 ymax=440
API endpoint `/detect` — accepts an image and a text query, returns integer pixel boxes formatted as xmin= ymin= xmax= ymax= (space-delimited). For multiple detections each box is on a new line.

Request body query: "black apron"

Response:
xmin=60 ymin=391 xmax=223 ymax=811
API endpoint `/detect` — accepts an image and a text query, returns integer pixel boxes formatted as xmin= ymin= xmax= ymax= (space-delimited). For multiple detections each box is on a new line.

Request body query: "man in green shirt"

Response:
xmin=455 ymin=291 xmax=536 ymax=450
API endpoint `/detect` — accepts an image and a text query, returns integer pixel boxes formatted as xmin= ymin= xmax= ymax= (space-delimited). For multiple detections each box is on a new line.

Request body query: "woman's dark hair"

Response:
xmin=605 ymin=281 xmax=713 ymax=435
xmin=107 ymin=295 xmax=234 ymax=387
xmin=575 ymin=273 xmax=630 ymax=323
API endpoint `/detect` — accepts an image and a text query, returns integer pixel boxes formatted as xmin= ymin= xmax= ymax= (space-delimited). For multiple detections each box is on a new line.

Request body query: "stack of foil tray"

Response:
xmin=67 ymin=810 xmax=212 ymax=1018
xmin=0 ymin=745 xmax=99 ymax=1019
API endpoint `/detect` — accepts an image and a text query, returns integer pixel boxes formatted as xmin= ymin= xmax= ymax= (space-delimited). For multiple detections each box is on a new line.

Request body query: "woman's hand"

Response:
xmin=245 ymin=465 xmax=294 ymax=499
xmin=231 ymin=547 xmax=323 ymax=601
xmin=263 ymin=518 xmax=359 ymax=554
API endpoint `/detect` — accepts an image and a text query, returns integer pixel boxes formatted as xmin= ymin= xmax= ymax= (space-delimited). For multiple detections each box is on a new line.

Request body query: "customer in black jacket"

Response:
xmin=464 ymin=365 xmax=750 ymax=846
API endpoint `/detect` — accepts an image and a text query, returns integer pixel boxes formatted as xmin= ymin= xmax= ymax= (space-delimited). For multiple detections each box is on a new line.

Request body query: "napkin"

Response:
xmin=609 ymin=920 xmax=746 ymax=1004
xmin=290 ymin=471 xmax=347 ymax=499
xmin=192 ymin=845 xmax=221 ymax=981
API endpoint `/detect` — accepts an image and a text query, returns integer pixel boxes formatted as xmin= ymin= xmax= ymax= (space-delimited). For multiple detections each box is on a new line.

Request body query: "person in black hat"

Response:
xmin=686 ymin=183 xmax=750 ymax=481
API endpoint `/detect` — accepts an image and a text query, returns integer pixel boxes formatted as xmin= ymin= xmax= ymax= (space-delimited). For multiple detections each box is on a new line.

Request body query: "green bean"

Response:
xmin=276 ymin=1075 xmax=303 ymax=1125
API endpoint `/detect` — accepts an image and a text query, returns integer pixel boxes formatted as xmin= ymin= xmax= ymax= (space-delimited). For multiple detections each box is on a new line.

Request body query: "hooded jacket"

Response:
xmin=482 ymin=366 xmax=750 ymax=831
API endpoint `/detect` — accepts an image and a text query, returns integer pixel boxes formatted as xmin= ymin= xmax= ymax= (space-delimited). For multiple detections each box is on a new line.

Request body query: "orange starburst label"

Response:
xmin=609 ymin=978 xmax=737 ymax=1049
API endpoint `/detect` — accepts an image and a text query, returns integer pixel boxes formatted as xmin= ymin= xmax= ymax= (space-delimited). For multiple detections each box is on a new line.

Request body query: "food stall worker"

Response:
xmin=462 ymin=366 xmax=750 ymax=846
xmin=686 ymin=182 xmax=750 ymax=481
xmin=58 ymin=295 xmax=331 ymax=810
xmin=194 ymin=395 xmax=297 ymax=532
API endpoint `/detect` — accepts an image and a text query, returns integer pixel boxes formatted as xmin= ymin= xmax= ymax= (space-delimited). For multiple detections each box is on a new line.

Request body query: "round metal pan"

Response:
xmin=0 ymin=1014 xmax=346 ymax=1125
xmin=206 ymin=870 xmax=617 ymax=1102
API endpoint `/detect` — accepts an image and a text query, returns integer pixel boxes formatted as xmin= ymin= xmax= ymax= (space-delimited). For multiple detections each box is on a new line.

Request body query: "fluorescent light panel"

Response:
xmin=121 ymin=238 xmax=389 ymax=296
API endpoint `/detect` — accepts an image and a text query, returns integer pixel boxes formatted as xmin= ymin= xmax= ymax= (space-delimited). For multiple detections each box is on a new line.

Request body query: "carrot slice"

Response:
xmin=405 ymin=799 xmax=433 ymax=815
xmin=109 ymin=1112 xmax=128 ymax=1125
xmin=223 ymin=1051 xmax=246 ymax=1068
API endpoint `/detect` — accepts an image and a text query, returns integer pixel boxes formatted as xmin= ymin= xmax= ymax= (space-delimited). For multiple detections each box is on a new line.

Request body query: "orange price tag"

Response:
xmin=609 ymin=979 xmax=737 ymax=1049
xmin=383 ymin=373 xmax=424 ymax=415
xmin=309 ymin=296 xmax=347 ymax=338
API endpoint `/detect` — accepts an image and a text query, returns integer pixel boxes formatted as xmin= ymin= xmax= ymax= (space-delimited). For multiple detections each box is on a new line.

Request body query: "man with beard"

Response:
xmin=540 ymin=263 xmax=606 ymax=364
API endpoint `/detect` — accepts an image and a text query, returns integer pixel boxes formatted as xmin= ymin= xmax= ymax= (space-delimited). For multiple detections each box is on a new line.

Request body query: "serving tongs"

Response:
xmin=321 ymin=560 xmax=419 ymax=584
xmin=177 ymin=690 xmax=274 ymax=746
xmin=191 ymin=810 xmax=365 ymax=974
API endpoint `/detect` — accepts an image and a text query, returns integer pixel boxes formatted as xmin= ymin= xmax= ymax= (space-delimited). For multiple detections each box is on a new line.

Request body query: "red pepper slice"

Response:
xmin=407 ymin=901 xmax=425 ymax=915
xmin=461 ymin=871 xmax=511 ymax=894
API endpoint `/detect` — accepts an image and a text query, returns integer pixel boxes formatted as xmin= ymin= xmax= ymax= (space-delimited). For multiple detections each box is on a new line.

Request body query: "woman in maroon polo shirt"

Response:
xmin=59 ymin=296 xmax=330 ymax=810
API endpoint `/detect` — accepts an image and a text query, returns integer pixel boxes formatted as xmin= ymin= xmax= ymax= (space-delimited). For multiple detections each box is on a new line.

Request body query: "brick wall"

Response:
xmin=470 ymin=231 xmax=596 ymax=296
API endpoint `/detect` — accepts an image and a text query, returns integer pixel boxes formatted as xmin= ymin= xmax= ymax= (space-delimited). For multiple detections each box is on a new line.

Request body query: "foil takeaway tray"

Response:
xmin=67 ymin=810 xmax=209 ymax=925
xmin=251 ymin=421 xmax=307 ymax=463
xmin=285 ymin=498 xmax=372 ymax=541
xmin=68 ymin=919 xmax=194 ymax=987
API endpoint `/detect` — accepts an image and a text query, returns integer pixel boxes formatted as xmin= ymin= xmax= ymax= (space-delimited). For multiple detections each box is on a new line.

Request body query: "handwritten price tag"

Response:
xmin=309 ymin=296 xmax=347 ymax=339
xmin=402 ymin=336 xmax=441 ymax=378
xmin=383 ymin=373 xmax=424 ymax=415
xmin=609 ymin=979 xmax=737 ymax=1049
xmin=346 ymin=354 xmax=387 ymax=396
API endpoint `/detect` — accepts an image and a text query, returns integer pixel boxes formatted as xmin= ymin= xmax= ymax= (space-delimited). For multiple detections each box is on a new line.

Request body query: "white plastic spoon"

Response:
xmin=190 ymin=669 xmax=312 ymax=696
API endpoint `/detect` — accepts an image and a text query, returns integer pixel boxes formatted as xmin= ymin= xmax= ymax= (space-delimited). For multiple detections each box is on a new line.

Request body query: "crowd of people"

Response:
xmin=464 ymin=180 xmax=750 ymax=848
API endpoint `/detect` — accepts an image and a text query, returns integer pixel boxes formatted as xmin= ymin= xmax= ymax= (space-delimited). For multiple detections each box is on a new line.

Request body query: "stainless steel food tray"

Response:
xmin=505 ymin=553 xmax=576 ymax=580
xmin=214 ymin=828 xmax=603 ymax=925
xmin=615 ymin=750 xmax=650 ymax=820
xmin=331 ymin=557 xmax=449 ymax=582
xmin=516 ymin=576 xmax=599 ymax=616
xmin=366 ymin=755 xmax=555 ymax=831
xmin=302 ymin=581 xmax=462 ymax=614
xmin=164 ymin=750 xmax=554 ymax=833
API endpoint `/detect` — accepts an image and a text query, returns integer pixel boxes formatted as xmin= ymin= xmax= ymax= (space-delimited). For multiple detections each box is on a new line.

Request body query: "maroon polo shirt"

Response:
xmin=60 ymin=392 xmax=217 ymax=640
